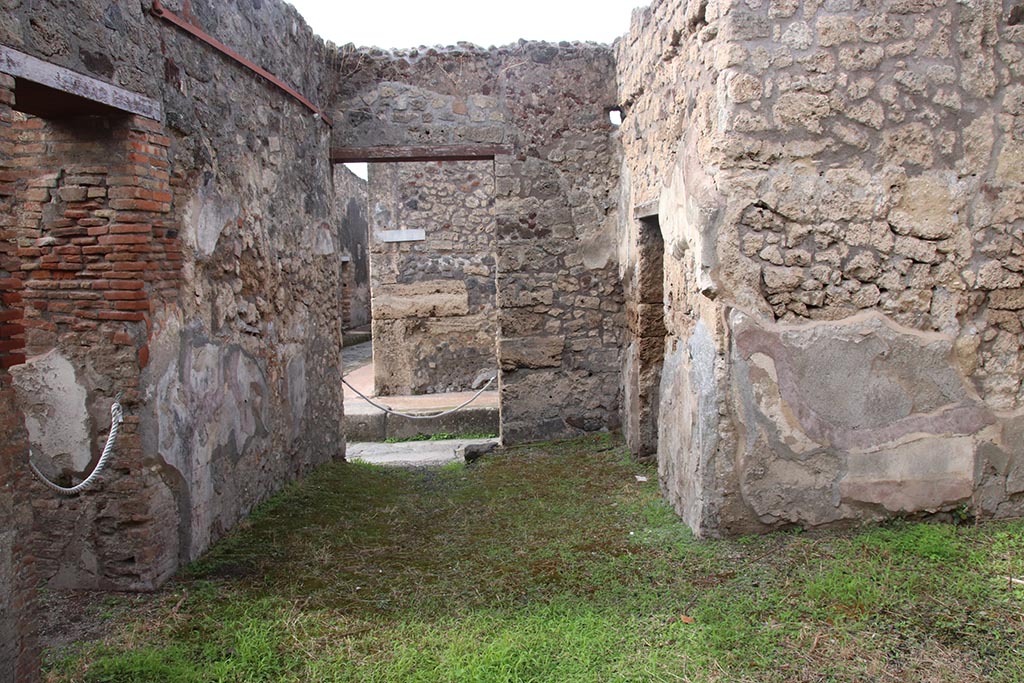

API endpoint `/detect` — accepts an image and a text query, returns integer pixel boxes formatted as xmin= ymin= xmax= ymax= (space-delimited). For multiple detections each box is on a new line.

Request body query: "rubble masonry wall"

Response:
xmin=333 ymin=43 xmax=625 ymax=441
xmin=335 ymin=165 xmax=370 ymax=330
xmin=368 ymin=160 xmax=497 ymax=395
xmin=618 ymin=0 xmax=1024 ymax=535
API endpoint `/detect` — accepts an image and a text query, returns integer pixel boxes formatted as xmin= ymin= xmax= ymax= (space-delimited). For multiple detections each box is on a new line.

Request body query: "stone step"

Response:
xmin=347 ymin=438 xmax=499 ymax=467
xmin=344 ymin=390 xmax=499 ymax=442
xmin=342 ymin=330 xmax=372 ymax=347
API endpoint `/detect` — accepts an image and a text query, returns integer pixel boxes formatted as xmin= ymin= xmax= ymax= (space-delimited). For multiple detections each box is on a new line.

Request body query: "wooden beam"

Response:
xmin=331 ymin=144 xmax=514 ymax=164
xmin=0 ymin=45 xmax=162 ymax=120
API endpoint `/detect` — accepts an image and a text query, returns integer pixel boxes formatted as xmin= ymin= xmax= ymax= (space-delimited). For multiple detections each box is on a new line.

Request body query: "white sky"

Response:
xmin=286 ymin=0 xmax=647 ymax=50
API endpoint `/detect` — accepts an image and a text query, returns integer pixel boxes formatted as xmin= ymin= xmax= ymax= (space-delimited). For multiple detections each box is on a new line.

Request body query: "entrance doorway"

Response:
xmin=332 ymin=147 xmax=505 ymax=442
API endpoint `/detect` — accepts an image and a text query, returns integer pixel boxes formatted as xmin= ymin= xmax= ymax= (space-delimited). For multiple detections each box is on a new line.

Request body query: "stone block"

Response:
xmin=373 ymin=281 xmax=469 ymax=319
xmin=627 ymin=302 xmax=666 ymax=337
xmin=889 ymin=173 xmax=958 ymax=240
xmin=499 ymin=335 xmax=564 ymax=370
xmin=996 ymin=140 xmax=1024 ymax=185
xmin=988 ymin=288 xmax=1024 ymax=310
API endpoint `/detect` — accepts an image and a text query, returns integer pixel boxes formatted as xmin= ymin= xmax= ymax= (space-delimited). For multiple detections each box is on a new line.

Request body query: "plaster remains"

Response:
xmin=1 ymin=0 xmax=1023 ymax=679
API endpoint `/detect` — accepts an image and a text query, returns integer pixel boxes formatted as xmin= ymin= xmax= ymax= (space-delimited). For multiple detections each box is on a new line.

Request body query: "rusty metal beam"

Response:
xmin=0 ymin=45 xmax=162 ymax=120
xmin=331 ymin=144 xmax=514 ymax=164
xmin=150 ymin=0 xmax=331 ymax=127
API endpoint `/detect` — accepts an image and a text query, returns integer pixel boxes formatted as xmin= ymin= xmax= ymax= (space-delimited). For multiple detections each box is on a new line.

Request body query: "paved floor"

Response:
xmin=347 ymin=438 xmax=498 ymax=467
xmin=342 ymin=340 xmax=373 ymax=376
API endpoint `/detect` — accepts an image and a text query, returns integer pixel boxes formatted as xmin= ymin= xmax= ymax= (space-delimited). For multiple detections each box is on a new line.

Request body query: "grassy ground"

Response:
xmin=44 ymin=434 xmax=1024 ymax=682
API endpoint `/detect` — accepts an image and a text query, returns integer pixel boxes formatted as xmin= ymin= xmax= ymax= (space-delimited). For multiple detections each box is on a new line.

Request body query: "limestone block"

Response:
xmin=844 ymin=250 xmax=880 ymax=281
xmin=975 ymin=261 xmax=1024 ymax=290
xmin=844 ymin=222 xmax=894 ymax=252
xmin=499 ymin=336 xmax=565 ymax=370
xmin=773 ymin=92 xmax=831 ymax=132
xmin=763 ymin=265 xmax=806 ymax=292
xmin=726 ymin=72 xmax=763 ymax=103
xmin=893 ymin=235 xmax=940 ymax=263
xmin=768 ymin=0 xmax=799 ymax=17
xmin=889 ymin=0 xmax=944 ymax=12
xmin=373 ymin=281 xmax=470 ymax=319
xmin=845 ymin=99 xmax=884 ymax=129
xmin=781 ymin=21 xmax=813 ymax=50
xmin=880 ymin=123 xmax=935 ymax=167
xmin=817 ymin=16 xmax=859 ymax=47
xmin=888 ymin=173 xmax=959 ymax=240
xmin=859 ymin=15 xmax=909 ymax=43
xmin=988 ymin=288 xmax=1024 ymax=310
xmin=996 ymin=140 xmax=1024 ymax=185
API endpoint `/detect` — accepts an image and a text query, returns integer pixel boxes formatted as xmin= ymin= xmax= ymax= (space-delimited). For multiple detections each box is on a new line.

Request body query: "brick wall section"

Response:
xmin=6 ymin=110 xmax=183 ymax=588
xmin=0 ymin=71 xmax=39 ymax=683
xmin=13 ymin=114 xmax=177 ymax=366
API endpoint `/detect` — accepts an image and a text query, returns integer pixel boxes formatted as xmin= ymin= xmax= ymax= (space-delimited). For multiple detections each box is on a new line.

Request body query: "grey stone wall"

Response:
xmin=1 ymin=0 xmax=343 ymax=592
xmin=335 ymin=165 xmax=370 ymax=330
xmin=368 ymin=160 xmax=496 ymax=395
xmin=333 ymin=43 xmax=624 ymax=442
xmin=618 ymin=0 xmax=1024 ymax=536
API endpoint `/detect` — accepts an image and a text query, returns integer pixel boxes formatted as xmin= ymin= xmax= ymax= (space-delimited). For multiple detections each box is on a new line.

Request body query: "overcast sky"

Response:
xmin=286 ymin=0 xmax=646 ymax=50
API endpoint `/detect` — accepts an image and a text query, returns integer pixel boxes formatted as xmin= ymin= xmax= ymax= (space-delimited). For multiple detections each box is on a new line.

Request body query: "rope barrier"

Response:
xmin=341 ymin=376 xmax=496 ymax=420
xmin=28 ymin=396 xmax=123 ymax=496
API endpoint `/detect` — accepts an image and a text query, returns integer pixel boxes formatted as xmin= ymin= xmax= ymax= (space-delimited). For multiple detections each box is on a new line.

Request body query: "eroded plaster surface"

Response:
xmin=11 ymin=351 xmax=92 ymax=477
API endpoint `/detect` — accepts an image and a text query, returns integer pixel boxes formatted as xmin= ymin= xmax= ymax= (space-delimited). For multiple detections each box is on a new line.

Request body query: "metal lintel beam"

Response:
xmin=0 ymin=45 xmax=162 ymax=120
xmin=150 ymin=0 xmax=331 ymax=126
xmin=331 ymin=144 xmax=514 ymax=164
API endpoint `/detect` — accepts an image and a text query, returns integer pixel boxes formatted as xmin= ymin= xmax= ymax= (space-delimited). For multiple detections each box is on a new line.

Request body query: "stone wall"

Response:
xmin=368 ymin=160 xmax=496 ymax=395
xmin=335 ymin=165 xmax=370 ymax=330
xmin=333 ymin=43 xmax=625 ymax=441
xmin=0 ymin=73 xmax=38 ymax=683
xmin=0 ymin=0 xmax=343 ymax=597
xmin=617 ymin=0 xmax=1024 ymax=535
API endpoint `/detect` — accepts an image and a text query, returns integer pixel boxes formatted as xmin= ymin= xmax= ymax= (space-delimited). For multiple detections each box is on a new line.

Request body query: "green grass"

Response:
xmin=44 ymin=433 xmax=1024 ymax=682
